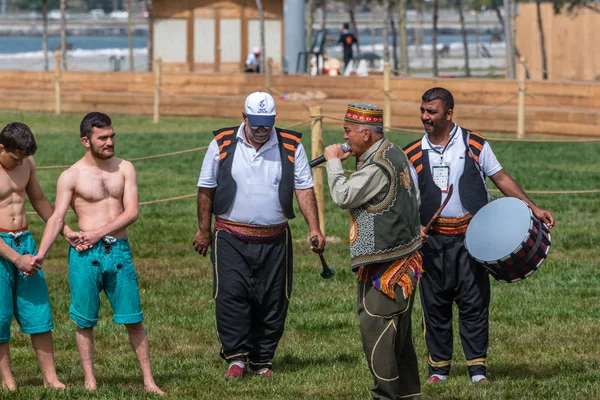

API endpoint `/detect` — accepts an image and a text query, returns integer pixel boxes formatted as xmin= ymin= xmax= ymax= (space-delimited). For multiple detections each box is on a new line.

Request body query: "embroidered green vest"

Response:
xmin=349 ymin=139 xmax=422 ymax=269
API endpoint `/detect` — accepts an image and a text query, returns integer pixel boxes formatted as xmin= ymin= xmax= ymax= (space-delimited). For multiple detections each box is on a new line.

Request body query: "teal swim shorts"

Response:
xmin=0 ymin=230 xmax=54 ymax=343
xmin=68 ymin=238 xmax=144 ymax=328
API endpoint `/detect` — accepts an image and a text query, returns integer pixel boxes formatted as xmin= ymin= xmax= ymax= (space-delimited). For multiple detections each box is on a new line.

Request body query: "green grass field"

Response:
xmin=0 ymin=111 xmax=599 ymax=399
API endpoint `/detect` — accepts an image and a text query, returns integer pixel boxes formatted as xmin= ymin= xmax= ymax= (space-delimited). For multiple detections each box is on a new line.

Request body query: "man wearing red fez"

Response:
xmin=323 ymin=103 xmax=423 ymax=400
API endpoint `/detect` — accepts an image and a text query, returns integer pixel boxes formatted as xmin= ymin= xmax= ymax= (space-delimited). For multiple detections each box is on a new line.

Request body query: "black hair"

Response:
xmin=80 ymin=112 xmax=112 ymax=138
xmin=422 ymin=87 xmax=455 ymax=112
xmin=343 ymin=22 xmax=350 ymax=29
xmin=0 ymin=122 xmax=37 ymax=156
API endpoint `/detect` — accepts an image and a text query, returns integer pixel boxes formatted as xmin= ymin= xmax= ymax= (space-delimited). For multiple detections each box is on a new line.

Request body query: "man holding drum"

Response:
xmin=403 ymin=87 xmax=554 ymax=384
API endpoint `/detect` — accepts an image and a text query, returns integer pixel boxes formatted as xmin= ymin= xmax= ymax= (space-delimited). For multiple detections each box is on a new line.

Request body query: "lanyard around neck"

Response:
xmin=426 ymin=125 xmax=457 ymax=164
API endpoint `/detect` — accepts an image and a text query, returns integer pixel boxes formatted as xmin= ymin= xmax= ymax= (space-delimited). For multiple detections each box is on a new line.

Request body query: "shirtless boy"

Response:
xmin=0 ymin=122 xmax=66 ymax=390
xmin=34 ymin=112 xmax=164 ymax=395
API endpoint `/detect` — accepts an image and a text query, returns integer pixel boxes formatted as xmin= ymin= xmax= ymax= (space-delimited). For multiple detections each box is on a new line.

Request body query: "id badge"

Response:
xmin=432 ymin=165 xmax=450 ymax=192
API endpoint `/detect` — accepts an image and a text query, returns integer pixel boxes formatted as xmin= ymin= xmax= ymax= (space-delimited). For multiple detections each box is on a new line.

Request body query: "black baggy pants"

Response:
xmin=210 ymin=228 xmax=292 ymax=370
xmin=358 ymin=278 xmax=421 ymax=400
xmin=420 ymin=233 xmax=490 ymax=377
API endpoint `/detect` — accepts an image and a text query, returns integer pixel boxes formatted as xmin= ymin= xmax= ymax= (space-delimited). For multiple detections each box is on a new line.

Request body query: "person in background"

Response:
xmin=245 ymin=47 xmax=261 ymax=73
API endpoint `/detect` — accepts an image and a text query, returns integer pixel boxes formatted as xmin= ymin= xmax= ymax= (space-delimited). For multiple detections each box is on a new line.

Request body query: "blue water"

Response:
xmin=0 ymin=35 xmax=147 ymax=54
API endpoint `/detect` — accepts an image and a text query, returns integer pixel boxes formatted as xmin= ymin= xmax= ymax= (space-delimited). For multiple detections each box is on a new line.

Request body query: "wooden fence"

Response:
xmin=0 ymin=58 xmax=598 ymax=136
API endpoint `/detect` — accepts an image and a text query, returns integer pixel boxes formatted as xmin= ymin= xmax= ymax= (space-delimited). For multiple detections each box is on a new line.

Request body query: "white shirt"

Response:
xmin=415 ymin=124 xmax=503 ymax=218
xmin=245 ymin=53 xmax=258 ymax=67
xmin=197 ymin=123 xmax=314 ymax=225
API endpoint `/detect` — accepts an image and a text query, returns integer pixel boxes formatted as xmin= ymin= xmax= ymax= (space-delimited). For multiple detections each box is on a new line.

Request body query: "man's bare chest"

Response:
xmin=76 ymin=173 xmax=124 ymax=202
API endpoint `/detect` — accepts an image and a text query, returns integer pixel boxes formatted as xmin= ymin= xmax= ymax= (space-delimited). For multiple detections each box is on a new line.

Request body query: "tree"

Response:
xmin=397 ymin=0 xmax=409 ymax=75
xmin=389 ymin=2 xmax=399 ymax=73
xmin=42 ymin=0 xmax=49 ymax=71
xmin=256 ymin=0 xmax=266 ymax=75
xmin=456 ymin=0 xmax=470 ymax=76
xmin=551 ymin=0 xmax=600 ymax=13
xmin=432 ymin=0 xmax=439 ymax=77
xmin=60 ymin=0 xmax=67 ymax=71
xmin=346 ymin=0 xmax=361 ymax=56
xmin=536 ymin=0 xmax=548 ymax=79
xmin=306 ymin=0 xmax=315 ymax=73
xmin=382 ymin=0 xmax=390 ymax=63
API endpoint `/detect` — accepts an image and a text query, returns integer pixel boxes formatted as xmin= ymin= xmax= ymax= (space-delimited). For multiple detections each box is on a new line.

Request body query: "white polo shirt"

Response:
xmin=415 ymin=124 xmax=503 ymax=218
xmin=197 ymin=123 xmax=314 ymax=225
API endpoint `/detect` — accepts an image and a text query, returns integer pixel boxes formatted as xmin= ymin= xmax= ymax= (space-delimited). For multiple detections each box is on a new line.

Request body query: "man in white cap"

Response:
xmin=193 ymin=91 xmax=325 ymax=378
xmin=244 ymin=47 xmax=261 ymax=73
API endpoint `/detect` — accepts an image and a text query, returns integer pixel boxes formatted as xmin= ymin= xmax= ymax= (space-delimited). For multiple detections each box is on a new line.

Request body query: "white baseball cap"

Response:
xmin=244 ymin=91 xmax=276 ymax=127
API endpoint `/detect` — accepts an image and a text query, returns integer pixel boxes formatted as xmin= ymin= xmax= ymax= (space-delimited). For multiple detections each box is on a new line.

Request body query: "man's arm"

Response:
xmin=80 ymin=161 xmax=139 ymax=246
xmin=25 ymin=157 xmax=78 ymax=242
xmin=35 ymin=169 xmax=77 ymax=262
xmin=295 ymin=188 xmax=325 ymax=253
xmin=193 ymin=187 xmax=215 ymax=257
xmin=489 ymin=170 xmax=555 ymax=228
xmin=24 ymin=157 xmax=53 ymax=222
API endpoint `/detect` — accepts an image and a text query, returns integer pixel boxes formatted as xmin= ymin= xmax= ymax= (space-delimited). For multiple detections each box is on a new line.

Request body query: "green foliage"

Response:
xmin=550 ymin=0 xmax=600 ymax=14
xmin=15 ymin=0 xmax=60 ymax=11
xmin=0 ymin=110 xmax=598 ymax=399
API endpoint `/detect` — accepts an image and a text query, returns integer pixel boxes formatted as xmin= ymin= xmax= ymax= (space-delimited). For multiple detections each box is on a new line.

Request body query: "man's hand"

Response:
xmin=193 ymin=229 xmax=212 ymax=257
xmin=324 ymin=143 xmax=351 ymax=162
xmin=78 ymin=230 xmax=103 ymax=249
xmin=17 ymin=254 xmax=40 ymax=276
xmin=64 ymin=229 xmax=83 ymax=248
xmin=309 ymin=231 xmax=326 ymax=254
xmin=532 ymin=207 xmax=555 ymax=229
xmin=420 ymin=225 xmax=429 ymax=243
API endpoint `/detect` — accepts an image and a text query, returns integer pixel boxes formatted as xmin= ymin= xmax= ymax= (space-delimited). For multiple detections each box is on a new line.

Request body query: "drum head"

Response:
xmin=465 ymin=198 xmax=532 ymax=262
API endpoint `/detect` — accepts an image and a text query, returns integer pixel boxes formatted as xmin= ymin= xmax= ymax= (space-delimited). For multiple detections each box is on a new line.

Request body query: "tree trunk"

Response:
xmin=382 ymin=0 xmax=390 ymax=63
xmin=536 ymin=0 xmax=548 ymax=79
xmin=398 ymin=0 xmax=409 ymax=75
xmin=432 ymin=0 xmax=439 ymax=77
xmin=42 ymin=0 xmax=49 ymax=71
xmin=147 ymin=0 xmax=153 ymax=72
xmin=60 ymin=0 xmax=67 ymax=71
xmin=415 ymin=0 xmax=423 ymax=57
xmin=320 ymin=0 xmax=327 ymax=30
xmin=256 ymin=0 xmax=266 ymax=74
xmin=348 ymin=5 xmax=360 ymax=56
xmin=306 ymin=0 xmax=315 ymax=73
xmin=390 ymin=4 xmax=398 ymax=75
xmin=456 ymin=0 xmax=470 ymax=77
xmin=126 ymin=0 xmax=134 ymax=71
xmin=491 ymin=0 xmax=529 ymax=78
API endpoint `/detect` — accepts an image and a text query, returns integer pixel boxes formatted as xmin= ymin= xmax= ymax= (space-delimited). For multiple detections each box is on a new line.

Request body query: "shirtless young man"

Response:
xmin=33 ymin=112 xmax=164 ymax=396
xmin=0 ymin=122 xmax=66 ymax=391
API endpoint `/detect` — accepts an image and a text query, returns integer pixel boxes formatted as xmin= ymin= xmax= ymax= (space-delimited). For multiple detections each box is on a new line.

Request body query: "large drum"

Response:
xmin=465 ymin=197 xmax=551 ymax=283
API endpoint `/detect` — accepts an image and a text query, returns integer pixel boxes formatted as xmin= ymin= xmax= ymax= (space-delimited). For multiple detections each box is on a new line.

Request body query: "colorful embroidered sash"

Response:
xmin=214 ymin=218 xmax=288 ymax=243
xmin=356 ymin=251 xmax=423 ymax=300
xmin=431 ymin=214 xmax=473 ymax=235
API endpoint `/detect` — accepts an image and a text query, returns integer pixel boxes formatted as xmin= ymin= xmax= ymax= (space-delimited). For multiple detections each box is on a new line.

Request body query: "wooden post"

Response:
xmin=266 ymin=57 xmax=273 ymax=93
xmin=54 ymin=50 xmax=61 ymax=115
xmin=310 ymin=106 xmax=326 ymax=236
xmin=517 ymin=57 xmax=526 ymax=139
xmin=383 ymin=61 xmax=391 ymax=131
xmin=153 ymin=57 xmax=162 ymax=124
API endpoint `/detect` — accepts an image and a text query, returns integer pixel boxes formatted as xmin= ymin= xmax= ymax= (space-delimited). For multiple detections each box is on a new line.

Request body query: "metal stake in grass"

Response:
xmin=310 ymin=236 xmax=335 ymax=279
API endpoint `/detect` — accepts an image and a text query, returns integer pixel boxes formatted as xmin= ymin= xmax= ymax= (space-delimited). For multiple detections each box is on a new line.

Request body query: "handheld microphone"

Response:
xmin=309 ymin=142 xmax=351 ymax=168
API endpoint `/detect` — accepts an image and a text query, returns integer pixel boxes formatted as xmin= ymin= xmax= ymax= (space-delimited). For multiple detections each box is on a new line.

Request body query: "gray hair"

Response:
xmin=357 ymin=124 xmax=384 ymax=135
